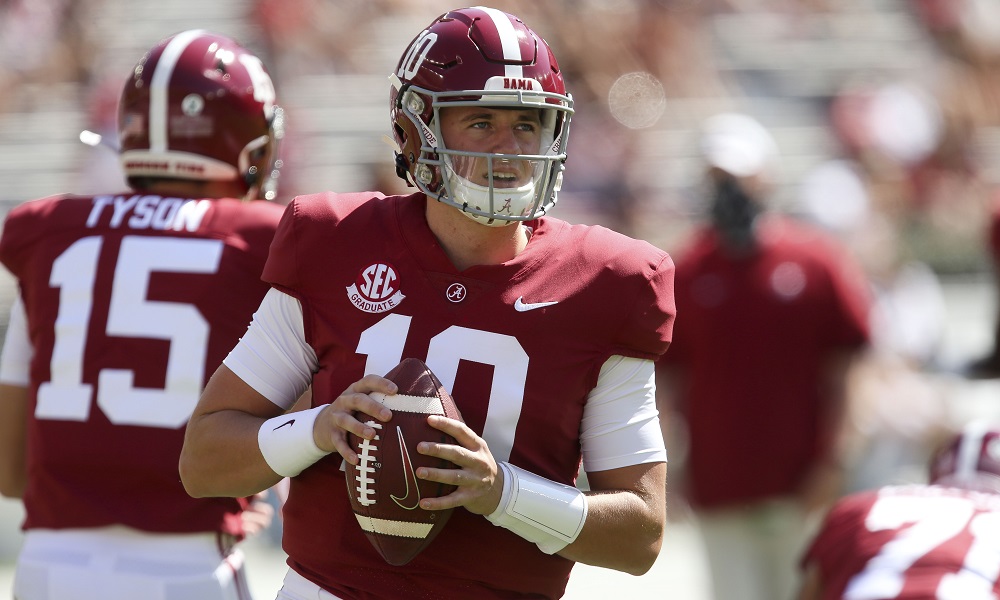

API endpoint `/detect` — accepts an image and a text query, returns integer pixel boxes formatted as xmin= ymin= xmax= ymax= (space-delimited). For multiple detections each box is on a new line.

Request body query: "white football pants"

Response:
xmin=275 ymin=569 xmax=345 ymax=600
xmin=13 ymin=526 xmax=251 ymax=600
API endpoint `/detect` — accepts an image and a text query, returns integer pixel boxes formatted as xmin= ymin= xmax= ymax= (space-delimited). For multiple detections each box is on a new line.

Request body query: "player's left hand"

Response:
xmin=415 ymin=415 xmax=503 ymax=516
xmin=241 ymin=490 xmax=275 ymax=538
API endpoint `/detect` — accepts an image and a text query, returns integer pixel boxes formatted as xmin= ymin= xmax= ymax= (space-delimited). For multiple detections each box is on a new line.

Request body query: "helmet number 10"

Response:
xmin=397 ymin=30 xmax=437 ymax=81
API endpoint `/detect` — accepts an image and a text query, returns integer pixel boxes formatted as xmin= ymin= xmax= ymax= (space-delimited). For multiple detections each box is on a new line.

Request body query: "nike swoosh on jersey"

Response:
xmin=391 ymin=426 xmax=422 ymax=511
xmin=513 ymin=296 xmax=559 ymax=312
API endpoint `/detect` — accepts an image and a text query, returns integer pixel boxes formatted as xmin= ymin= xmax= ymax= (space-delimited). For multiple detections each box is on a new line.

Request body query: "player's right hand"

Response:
xmin=314 ymin=375 xmax=396 ymax=464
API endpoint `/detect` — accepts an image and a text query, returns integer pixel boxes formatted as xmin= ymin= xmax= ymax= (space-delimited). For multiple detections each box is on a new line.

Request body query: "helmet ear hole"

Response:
xmin=394 ymin=153 xmax=410 ymax=183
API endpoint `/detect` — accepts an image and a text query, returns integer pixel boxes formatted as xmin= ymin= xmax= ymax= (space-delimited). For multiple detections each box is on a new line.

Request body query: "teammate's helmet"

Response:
xmin=118 ymin=30 xmax=283 ymax=200
xmin=389 ymin=7 xmax=574 ymax=226
xmin=929 ymin=421 xmax=1000 ymax=493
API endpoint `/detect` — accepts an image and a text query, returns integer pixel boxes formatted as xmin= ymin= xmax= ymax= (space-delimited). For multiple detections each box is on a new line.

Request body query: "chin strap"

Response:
xmin=485 ymin=462 xmax=588 ymax=555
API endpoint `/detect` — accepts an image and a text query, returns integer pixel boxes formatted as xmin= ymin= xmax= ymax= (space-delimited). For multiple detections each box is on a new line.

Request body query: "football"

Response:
xmin=345 ymin=357 xmax=463 ymax=566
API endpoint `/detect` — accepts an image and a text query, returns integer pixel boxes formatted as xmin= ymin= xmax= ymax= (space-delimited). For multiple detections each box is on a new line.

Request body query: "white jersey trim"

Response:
xmin=226 ymin=288 xmax=666 ymax=469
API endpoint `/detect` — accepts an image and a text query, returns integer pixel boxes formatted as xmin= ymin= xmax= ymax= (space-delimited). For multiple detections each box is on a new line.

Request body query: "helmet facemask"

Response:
xmin=242 ymin=105 xmax=284 ymax=201
xmin=393 ymin=79 xmax=573 ymax=226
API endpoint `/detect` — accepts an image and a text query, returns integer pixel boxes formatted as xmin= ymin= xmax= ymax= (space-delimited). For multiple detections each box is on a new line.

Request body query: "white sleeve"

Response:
xmin=580 ymin=355 xmax=667 ymax=473
xmin=223 ymin=288 xmax=318 ymax=410
xmin=0 ymin=295 xmax=31 ymax=386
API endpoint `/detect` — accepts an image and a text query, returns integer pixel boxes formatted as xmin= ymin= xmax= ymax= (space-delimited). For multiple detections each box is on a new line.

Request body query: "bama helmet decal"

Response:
xmin=347 ymin=262 xmax=406 ymax=313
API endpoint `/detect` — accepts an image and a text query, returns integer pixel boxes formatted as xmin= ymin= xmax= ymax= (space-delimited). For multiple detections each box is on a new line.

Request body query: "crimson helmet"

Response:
xmin=389 ymin=7 xmax=573 ymax=226
xmin=929 ymin=421 xmax=1000 ymax=493
xmin=118 ymin=30 xmax=283 ymax=200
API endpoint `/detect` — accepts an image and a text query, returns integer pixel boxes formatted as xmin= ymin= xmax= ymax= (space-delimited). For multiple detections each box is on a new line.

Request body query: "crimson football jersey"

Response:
xmin=263 ymin=192 xmax=675 ymax=600
xmin=803 ymin=485 xmax=1000 ymax=599
xmin=0 ymin=192 xmax=284 ymax=536
xmin=658 ymin=215 xmax=870 ymax=508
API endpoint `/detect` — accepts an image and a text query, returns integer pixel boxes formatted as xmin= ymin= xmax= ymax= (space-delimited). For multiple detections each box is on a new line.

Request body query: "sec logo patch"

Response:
xmin=347 ymin=263 xmax=406 ymax=313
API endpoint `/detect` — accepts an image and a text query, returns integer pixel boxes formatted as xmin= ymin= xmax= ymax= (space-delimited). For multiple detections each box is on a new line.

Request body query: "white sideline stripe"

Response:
xmin=369 ymin=392 xmax=445 ymax=415
xmin=476 ymin=6 xmax=524 ymax=80
xmin=150 ymin=29 xmax=205 ymax=152
xmin=355 ymin=514 xmax=433 ymax=539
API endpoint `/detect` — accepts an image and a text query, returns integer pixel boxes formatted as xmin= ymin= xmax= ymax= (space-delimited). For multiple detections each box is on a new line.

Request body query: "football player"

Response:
xmin=0 ymin=30 xmax=287 ymax=600
xmin=798 ymin=420 xmax=1000 ymax=599
xmin=179 ymin=6 xmax=676 ymax=600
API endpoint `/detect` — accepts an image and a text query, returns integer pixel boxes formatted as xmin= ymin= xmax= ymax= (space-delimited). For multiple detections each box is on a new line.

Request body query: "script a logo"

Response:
xmin=391 ymin=426 xmax=421 ymax=511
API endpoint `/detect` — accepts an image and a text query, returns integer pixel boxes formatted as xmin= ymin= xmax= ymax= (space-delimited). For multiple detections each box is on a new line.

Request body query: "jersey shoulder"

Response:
xmin=263 ymin=191 xmax=397 ymax=291
xmin=1 ymin=194 xmax=87 ymax=272
xmin=540 ymin=219 xmax=675 ymax=287
xmin=537 ymin=218 xmax=676 ymax=358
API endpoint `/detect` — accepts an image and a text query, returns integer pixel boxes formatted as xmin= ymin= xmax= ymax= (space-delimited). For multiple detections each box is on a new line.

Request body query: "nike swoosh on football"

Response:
xmin=391 ymin=426 xmax=422 ymax=511
xmin=513 ymin=296 xmax=559 ymax=312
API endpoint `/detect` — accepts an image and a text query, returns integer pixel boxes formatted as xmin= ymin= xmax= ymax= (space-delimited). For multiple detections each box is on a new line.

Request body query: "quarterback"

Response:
xmin=181 ymin=7 xmax=676 ymax=600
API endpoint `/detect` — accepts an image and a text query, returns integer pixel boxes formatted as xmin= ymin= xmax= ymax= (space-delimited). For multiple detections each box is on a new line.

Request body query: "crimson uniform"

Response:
xmin=0 ymin=192 xmax=284 ymax=536
xmin=261 ymin=192 xmax=675 ymax=599
xmin=802 ymin=484 xmax=1000 ymax=600
xmin=658 ymin=214 xmax=870 ymax=508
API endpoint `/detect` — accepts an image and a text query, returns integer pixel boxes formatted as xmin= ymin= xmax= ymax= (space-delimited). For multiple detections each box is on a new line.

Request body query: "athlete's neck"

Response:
xmin=425 ymin=197 xmax=529 ymax=271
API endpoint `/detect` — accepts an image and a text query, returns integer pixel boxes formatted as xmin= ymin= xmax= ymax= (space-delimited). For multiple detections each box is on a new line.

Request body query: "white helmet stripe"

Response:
xmin=956 ymin=420 xmax=990 ymax=479
xmin=474 ymin=6 xmax=524 ymax=79
xmin=148 ymin=29 xmax=206 ymax=152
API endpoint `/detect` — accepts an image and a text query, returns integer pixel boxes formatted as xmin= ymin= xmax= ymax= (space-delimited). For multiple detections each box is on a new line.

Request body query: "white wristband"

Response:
xmin=257 ymin=405 xmax=331 ymax=477
xmin=486 ymin=462 xmax=588 ymax=555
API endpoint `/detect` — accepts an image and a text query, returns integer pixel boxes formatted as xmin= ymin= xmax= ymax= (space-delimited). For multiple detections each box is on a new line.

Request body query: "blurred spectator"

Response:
xmin=656 ymin=112 xmax=872 ymax=600
xmin=74 ymin=75 xmax=128 ymax=195
xmin=0 ymin=0 xmax=99 ymax=112
xmin=966 ymin=189 xmax=1000 ymax=378
xmin=827 ymin=77 xmax=989 ymax=274
xmin=798 ymin=147 xmax=953 ymax=493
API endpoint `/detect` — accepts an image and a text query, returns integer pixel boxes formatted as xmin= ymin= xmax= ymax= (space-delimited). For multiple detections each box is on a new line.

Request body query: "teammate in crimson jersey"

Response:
xmin=656 ymin=113 xmax=871 ymax=600
xmin=179 ymin=7 xmax=675 ymax=600
xmin=0 ymin=31 xmax=286 ymax=600
xmin=798 ymin=421 xmax=1000 ymax=600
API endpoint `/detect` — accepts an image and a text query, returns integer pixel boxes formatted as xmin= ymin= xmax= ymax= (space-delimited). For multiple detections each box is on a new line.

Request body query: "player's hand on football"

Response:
xmin=314 ymin=375 xmax=396 ymax=465
xmin=415 ymin=415 xmax=503 ymax=516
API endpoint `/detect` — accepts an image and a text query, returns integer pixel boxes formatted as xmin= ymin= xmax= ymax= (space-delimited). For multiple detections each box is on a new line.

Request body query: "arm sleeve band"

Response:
xmin=485 ymin=461 xmax=588 ymax=555
xmin=0 ymin=295 xmax=31 ymax=386
xmin=257 ymin=405 xmax=331 ymax=477
xmin=580 ymin=355 xmax=667 ymax=473
xmin=225 ymin=288 xmax=317 ymax=410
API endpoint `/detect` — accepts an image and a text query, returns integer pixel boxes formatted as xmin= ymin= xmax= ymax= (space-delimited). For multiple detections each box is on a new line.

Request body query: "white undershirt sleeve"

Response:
xmin=224 ymin=288 xmax=318 ymax=410
xmin=0 ymin=295 xmax=31 ymax=386
xmin=580 ymin=355 xmax=667 ymax=473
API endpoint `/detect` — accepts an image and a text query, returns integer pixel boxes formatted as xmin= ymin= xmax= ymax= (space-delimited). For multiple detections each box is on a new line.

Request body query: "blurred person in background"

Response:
xmin=798 ymin=420 xmax=1000 ymax=600
xmin=0 ymin=30 xmax=288 ymax=600
xmin=797 ymin=128 xmax=953 ymax=494
xmin=966 ymin=189 xmax=1000 ymax=379
xmin=656 ymin=112 xmax=872 ymax=600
